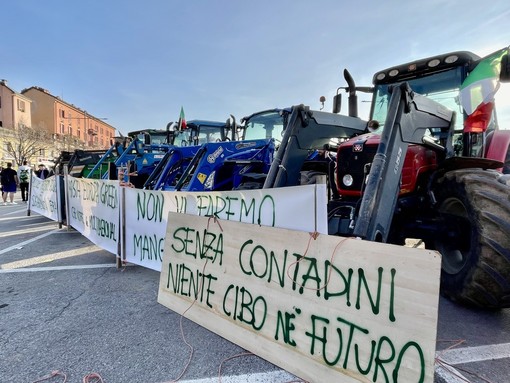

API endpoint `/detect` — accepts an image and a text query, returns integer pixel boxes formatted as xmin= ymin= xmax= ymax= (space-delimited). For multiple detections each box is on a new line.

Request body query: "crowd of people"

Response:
xmin=0 ymin=162 xmax=50 ymax=205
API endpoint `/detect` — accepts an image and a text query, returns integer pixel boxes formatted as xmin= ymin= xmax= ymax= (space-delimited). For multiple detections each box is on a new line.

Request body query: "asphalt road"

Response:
xmin=1 ymin=199 xmax=509 ymax=383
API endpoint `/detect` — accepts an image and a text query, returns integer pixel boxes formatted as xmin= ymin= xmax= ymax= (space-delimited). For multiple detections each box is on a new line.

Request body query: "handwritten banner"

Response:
xmin=123 ymin=185 xmax=328 ymax=271
xmin=158 ymin=213 xmax=440 ymax=383
xmin=29 ymin=174 xmax=60 ymax=221
xmin=66 ymin=176 xmax=120 ymax=255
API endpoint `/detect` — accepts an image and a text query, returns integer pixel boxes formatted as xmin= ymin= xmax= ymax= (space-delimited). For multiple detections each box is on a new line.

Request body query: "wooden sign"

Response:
xmin=158 ymin=212 xmax=441 ymax=383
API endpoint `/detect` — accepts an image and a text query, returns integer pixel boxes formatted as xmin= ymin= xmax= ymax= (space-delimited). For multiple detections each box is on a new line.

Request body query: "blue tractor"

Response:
xmin=169 ymin=138 xmax=276 ymax=191
xmin=145 ymin=109 xmax=294 ymax=192
xmin=143 ymin=120 xmax=229 ymax=190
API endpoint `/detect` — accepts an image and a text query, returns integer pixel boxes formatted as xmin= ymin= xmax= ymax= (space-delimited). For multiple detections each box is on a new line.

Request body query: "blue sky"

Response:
xmin=3 ymin=1 xmax=510 ymax=135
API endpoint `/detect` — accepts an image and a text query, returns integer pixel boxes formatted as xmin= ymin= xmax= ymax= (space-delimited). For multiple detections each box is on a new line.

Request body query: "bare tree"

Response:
xmin=4 ymin=123 xmax=53 ymax=166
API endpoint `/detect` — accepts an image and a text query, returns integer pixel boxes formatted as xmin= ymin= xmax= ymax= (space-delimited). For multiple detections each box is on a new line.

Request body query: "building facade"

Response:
xmin=0 ymin=79 xmax=34 ymax=166
xmin=22 ymin=86 xmax=116 ymax=152
xmin=1 ymin=80 xmax=118 ymax=167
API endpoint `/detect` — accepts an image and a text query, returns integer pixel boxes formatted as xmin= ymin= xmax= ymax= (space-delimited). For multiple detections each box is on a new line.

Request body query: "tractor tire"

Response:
xmin=428 ymin=168 xmax=510 ymax=309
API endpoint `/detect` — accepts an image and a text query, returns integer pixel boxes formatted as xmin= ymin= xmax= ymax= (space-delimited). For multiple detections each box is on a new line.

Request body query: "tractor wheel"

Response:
xmin=428 ymin=168 xmax=510 ymax=309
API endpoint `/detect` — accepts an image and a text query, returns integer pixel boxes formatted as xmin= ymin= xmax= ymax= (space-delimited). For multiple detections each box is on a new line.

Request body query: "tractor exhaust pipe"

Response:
xmin=344 ymin=69 xmax=358 ymax=118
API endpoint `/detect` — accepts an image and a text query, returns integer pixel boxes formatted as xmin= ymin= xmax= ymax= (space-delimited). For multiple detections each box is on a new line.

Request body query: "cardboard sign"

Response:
xmin=158 ymin=213 xmax=441 ymax=383
xmin=124 ymin=184 xmax=327 ymax=271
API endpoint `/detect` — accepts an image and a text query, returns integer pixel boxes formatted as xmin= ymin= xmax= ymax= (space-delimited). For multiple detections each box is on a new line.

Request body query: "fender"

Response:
xmin=486 ymin=130 xmax=510 ymax=172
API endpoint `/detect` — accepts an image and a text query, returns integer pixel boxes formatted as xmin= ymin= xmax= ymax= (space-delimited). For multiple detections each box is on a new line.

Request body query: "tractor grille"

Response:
xmin=336 ymin=145 xmax=378 ymax=193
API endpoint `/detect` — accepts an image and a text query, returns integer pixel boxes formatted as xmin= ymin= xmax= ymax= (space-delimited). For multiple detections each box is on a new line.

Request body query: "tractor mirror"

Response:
xmin=500 ymin=51 xmax=510 ymax=82
xmin=332 ymin=94 xmax=342 ymax=114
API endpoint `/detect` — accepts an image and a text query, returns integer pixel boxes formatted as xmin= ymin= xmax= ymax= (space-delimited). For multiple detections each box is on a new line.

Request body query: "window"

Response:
xmin=17 ymin=99 xmax=25 ymax=112
xmin=60 ymin=123 xmax=65 ymax=134
xmin=39 ymin=149 xmax=45 ymax=156
xmin=372 ymin=67 xmax=464 ymax=132
xmin=244 ymin=111 xmax=285 ymax=141
xmin=77 ymin=127 xmax=81 ymax=139
xmin=0 ymin=96 xmax=2 ymax=108
xmin=60 ymin=109 xmax=65 ymax=118
xmin=68 ymin=126 xmax=73 ymax=136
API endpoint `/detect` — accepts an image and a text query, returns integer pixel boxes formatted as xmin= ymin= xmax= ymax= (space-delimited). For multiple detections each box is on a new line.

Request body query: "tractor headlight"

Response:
xmin=204 ymin=172 xmax=215 ymax=190
xmin=342 ymin=174 xmax=354 ymax=187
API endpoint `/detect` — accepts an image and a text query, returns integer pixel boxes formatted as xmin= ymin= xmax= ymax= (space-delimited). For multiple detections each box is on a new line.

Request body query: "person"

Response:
xmin=35 ymin=164 xmax=49 ymax=179
xmin=17 ymin=160 xmax=31 ymax=202
xmin=1 ymin=162 xmax=19 ymax=205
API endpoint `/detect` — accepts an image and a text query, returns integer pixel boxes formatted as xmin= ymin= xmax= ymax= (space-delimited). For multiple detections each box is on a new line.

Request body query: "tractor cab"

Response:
xmin=240 ymin=108 xmax=291 ymax=142
xmin=129 ymin=128 xmax=172 ymax=146
xmin=169 ymin=120 xmax=227 ymax=147
xmin=369 ymin=48 xmax=509 ymax=161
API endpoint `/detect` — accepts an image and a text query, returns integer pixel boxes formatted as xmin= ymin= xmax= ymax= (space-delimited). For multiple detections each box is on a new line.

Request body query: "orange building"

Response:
xmin=22 ymin=86 xmax=116 ymax=149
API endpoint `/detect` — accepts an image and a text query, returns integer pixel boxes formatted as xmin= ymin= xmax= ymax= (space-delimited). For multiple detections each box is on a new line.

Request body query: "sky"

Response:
xmin=2 ymin=0 xmax=510 ymax=135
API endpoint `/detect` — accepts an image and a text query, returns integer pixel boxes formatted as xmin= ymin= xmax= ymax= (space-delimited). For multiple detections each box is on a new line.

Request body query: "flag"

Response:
xmin=460 ymin=49 xmax=507 ymax=132
xmin=177 ymin=106 xmax=187 ymax=130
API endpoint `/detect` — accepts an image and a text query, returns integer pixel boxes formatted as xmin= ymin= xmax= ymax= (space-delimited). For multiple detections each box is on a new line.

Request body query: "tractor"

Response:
xmin=52 ymin=148 xmax=109 ymax=178
xmin=262 ymin=47 xmax=510 ymax=309
xmin=85 ymin=120 xmax=226 ymax=188
xmin=143 ymin=120 xmax=234 ymax=190
xmin=144 ymin=111 xmax=289 ymax=191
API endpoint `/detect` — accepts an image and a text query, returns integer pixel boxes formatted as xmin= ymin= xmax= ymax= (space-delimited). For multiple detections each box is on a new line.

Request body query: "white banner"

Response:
xmin=66 ymin=176 xmax=120 ymax=255
xmin=123 ymin=185 xmax=328 ymax=271
xmin=29 ymin=174 xmax=59 ymax=221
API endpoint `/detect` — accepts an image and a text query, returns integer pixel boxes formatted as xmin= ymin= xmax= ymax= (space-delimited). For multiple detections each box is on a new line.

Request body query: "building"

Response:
xmin=0 ymin=79 xmax=34 ymax=166
xmin=22 ymin=86 xmax=116 ymax=152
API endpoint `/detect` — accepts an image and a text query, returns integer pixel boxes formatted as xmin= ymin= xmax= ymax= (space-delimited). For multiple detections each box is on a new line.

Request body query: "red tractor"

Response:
xmin=263 ymin=47 xmax=510 ymax=308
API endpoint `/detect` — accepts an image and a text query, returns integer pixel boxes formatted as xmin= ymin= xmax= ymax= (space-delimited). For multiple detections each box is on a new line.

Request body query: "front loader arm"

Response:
xmin=353 ymin=82 xmax=455 ymax=242
xmin=263 ymin=105 xmax=368 ymax=188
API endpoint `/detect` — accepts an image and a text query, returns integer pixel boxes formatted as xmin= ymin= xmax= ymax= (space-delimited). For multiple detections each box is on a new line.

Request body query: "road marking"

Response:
xmin=0 ymin=225 xmax=58 ymax=238
xmin=434 ymin=365 xmax=469 ymax=383
xmin=0 ymin=263 xmax=119 ymax=273
xmin=434 ymin=343 xmax=510 ymax=383
xmin=163 ymin=370 xmax=298 ymax=383
xmin=0 ymin=208 xmax=30 ymax=217
xmin=0 ymin=229 xmax=58 ymax=255
xmin=437 ymin=342 xmax=510 ymax=364
xmin=1 ymin=244 xmax=100 ymax=269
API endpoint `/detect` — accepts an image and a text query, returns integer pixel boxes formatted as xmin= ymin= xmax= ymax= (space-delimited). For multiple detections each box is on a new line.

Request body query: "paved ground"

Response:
xmin=0 ymin=201 xmax=293 ymax=383
xmin=1 ymin=198 xmax=509 ymax=383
